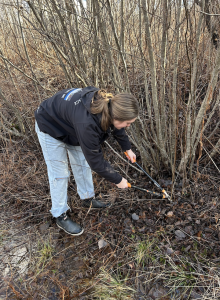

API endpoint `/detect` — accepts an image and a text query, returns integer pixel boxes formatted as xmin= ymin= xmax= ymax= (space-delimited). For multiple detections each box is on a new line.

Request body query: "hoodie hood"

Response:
xmin=81 ymin=86 xmax=100 ymax=113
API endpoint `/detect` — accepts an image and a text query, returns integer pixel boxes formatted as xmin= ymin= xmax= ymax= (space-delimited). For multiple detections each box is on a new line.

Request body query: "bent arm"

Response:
xmin=75 ymin=123 xmax=122 ymax=184
xmin=112 ymin=127 xmax=131 ymax=151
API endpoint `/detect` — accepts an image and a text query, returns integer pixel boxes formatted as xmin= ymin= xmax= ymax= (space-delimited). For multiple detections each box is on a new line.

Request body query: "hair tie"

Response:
xmin=108 ymin=98 xmax=111 ymax=105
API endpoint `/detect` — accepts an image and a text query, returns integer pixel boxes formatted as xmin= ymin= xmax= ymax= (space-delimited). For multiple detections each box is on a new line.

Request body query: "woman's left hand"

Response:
xmin=126 ymin=149 xmax=136 ymax=163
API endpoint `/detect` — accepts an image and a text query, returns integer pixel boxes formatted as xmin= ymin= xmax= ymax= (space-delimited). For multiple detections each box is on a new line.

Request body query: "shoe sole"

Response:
xmin=56 ymin=224 xmax=84 ymax=236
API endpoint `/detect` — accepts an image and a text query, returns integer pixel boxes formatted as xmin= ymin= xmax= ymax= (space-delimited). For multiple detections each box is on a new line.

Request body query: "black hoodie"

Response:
xmin=35 ymin=86 xmax=131 ymax=184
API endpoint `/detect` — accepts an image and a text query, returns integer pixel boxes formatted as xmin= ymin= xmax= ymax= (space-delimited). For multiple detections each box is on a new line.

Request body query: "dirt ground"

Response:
xmin=0 ymin=135 xmax=220 ymax=299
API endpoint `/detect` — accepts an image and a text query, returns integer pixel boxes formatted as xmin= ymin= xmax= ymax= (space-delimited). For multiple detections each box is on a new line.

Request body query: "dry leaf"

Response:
xmin=128 ymin=262 xmax=135 ymax=269
xmin=139 ymin=211 xmax=146 ymax=219
xmin=197 ymin=231 xmax=202 ymax=240
xmin=167 ymin=211 xmax=174 ymax=217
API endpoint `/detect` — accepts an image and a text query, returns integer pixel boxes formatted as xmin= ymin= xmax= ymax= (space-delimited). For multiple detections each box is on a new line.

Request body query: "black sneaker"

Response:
xmin=82 ymin=197 xmax=112 ymax=209
xmin=56 ymin=212 xmax=84 ymax=236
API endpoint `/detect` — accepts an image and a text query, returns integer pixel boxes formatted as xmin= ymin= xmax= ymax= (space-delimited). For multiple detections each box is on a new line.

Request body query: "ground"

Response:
xmin=0 ymin=136 xmax=220 ymax=299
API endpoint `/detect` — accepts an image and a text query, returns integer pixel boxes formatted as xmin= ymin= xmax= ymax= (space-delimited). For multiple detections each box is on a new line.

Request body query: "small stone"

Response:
xmin=74 ymin=256 xmax=79 ymax=261
xmin=39 ymin=223 xmax=50 ymax=233
xmin=164 ymin=180 xmax=172 ymax=187
xmin=184 ymin=245 xmax=191 ymax=252
xmin=132 ymin=213 xmax=139 ymax=221
xmin=191 ymin=290 xmax=201 ymax=299
xmin=195 ymin=220 xmax=200 ymax=225
xmin=166 ymin=247 xmax=174 ymax=255
xmin=184 ymin=226 xmax=193 ymax=234
xmin=78 ymin=272 xmax=83 ymax=279
xmin=188 ymin=216 xmax=192 ymax=221
xmin=148 ymin=284 xmax=167 ymax=299
xmin=98 ymin=239 xmax=108 ymax=249
xmin=175 ymin=230 xmax=186 ymax=239
xmin=175 ymin=221 xmax=181 ymax=226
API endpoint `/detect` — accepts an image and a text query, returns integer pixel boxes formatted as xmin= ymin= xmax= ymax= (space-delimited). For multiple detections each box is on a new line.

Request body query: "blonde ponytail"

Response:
xmin=90 ymin=89 xmax=139 ymax=131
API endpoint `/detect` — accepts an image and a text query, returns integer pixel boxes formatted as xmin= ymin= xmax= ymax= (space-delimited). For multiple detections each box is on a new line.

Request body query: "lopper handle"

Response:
xmin=124 ymin=151 xmax=136 ymax=163
xmin=127 ymin=182 xmax=131 ymax=188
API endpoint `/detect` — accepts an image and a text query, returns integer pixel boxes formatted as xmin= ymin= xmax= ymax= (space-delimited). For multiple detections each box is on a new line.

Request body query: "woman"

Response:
xmin=35 ymin=86 xmax=139 ymax=236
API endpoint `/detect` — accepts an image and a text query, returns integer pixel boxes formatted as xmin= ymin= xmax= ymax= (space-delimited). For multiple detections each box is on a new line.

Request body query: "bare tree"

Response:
xmin=0 ymin=0 xmax=219 ymax=181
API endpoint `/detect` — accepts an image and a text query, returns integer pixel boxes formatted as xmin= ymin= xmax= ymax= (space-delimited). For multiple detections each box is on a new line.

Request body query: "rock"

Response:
xmin=73 ymin=256 xmax=79 ymax=261
xmin=132 ymin=213 xmax=139 ymax=221
xmin=184 ymin=245 xmax=191 ymax=252
xmin=195 ymin=220 xmax=200 ymax=224
xmin=39 ymin=223 xmax=50 ymax=233
xmin=191 ymin=289 xmax=202 ymax=299
xmin=164 ymin=180 xmax=172 ymax=187
xmin=188 ymin=216 xmax=192 ymax=221
xmin=148 ymin=284 xmax=167 ymax=299
xmin=146 ymin=219 xmax=154 ymax=225
xmin=161 ymin=209 xmax=167 ymax=215
xmin=166 ymin=247 xmax=174 ymax=255
xmin=98 ymin=239 xmax=108 ymax=249
xmin=175 ymin=230 xmax=186 ymax=239
xmin=175 ymin=221 xmax=181 ymax=226
xmin=184 ymin=226 xmax=193 ymax=234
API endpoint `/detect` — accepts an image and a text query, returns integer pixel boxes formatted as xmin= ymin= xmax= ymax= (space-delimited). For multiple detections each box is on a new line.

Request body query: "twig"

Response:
xmin=197 ymin=10 xmax=220 ymax=16
xmin=203 ymin=146 xmax=220 ymax=173
xmin=104 ymin=141 xmax=143 ymax=174
xmin=113 ymin=160 xmax=134 ymax=182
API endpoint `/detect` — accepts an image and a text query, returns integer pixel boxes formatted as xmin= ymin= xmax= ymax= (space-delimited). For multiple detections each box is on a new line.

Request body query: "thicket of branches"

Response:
xmin=0 ymin=0 xmax=219 ymax=180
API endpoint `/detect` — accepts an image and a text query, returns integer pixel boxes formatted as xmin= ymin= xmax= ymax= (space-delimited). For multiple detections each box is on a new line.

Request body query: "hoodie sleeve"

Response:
xmin=112 ymin=128 xmax=131 ymax=151
xmin=75 ymin=123 xmax=122 ymax=184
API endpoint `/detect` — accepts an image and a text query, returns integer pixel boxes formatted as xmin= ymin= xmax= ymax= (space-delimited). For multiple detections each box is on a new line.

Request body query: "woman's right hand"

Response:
xmin=116 ymin=177 xmax=128 ymax=189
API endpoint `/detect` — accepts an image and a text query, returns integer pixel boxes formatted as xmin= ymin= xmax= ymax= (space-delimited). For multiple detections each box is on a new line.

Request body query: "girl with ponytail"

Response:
xmin=35 ymin=86 xmax=139 ymax=236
